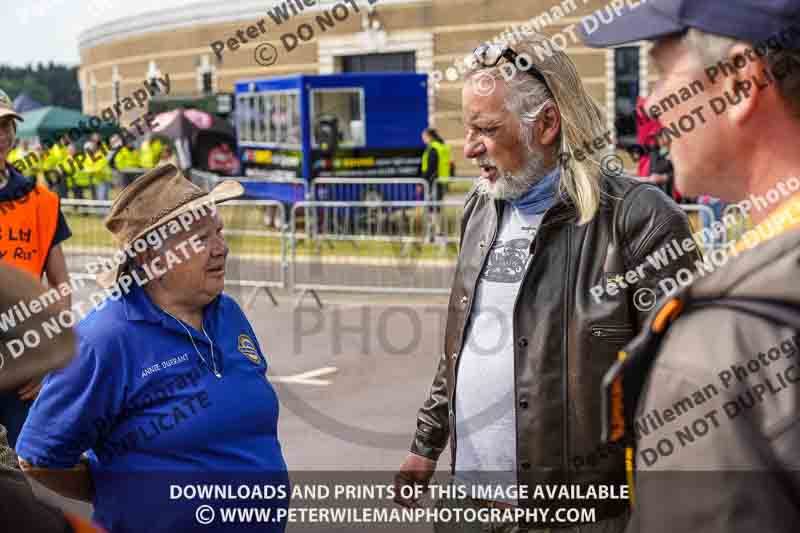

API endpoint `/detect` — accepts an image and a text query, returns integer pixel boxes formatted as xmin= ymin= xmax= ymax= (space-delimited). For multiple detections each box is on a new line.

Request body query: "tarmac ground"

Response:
xmin=30 ymin=286 xmax=455 ymax=524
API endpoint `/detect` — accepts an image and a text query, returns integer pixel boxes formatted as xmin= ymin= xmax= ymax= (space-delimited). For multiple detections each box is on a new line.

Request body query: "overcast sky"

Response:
xmin=2 ymin=0 xmax=199 ymax=67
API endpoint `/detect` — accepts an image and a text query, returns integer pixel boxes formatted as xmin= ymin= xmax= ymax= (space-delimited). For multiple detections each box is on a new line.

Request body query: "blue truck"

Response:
xmin=233 ymin=72 xmax=430 ymax=204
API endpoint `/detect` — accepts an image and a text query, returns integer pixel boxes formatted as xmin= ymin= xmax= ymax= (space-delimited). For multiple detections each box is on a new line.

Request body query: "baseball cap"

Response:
xmin=580 ymin=0 xmax=800 ymax=49
xmin=0 ymin=89 xmax=23 ymax=122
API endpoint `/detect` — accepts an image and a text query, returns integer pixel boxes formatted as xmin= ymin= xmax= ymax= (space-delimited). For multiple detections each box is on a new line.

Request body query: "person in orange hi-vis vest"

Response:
xmin=0 ymin=88 xmax=73 ymax=448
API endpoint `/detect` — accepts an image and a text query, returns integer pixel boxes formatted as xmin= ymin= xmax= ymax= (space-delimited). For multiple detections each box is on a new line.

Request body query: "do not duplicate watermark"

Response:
xmin=1 ymin=202 xmax=217 ymax=366
xmin=636 ymin=333 xmax=800 ymax=468
xmin=587 ymin=176 xmax=800 ymax=312
xmin=209 ymin=0 xmax=379 ymax=68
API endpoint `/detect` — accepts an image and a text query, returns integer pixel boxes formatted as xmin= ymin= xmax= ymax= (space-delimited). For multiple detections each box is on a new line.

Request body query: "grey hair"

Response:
xmin=464 ymin=32 xmax=609 ymax=224
xmin=682 ymin=28 xmax=800 ymax=120
xmin=518 ymin=99 xmax=553 ymax=148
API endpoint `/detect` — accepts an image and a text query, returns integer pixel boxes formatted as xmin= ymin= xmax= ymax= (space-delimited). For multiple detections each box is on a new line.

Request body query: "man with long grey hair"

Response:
xmin=583 ymin=2 xmax=800 ymax=532
xmin=394 ymin=31 xmax=699 ymax=532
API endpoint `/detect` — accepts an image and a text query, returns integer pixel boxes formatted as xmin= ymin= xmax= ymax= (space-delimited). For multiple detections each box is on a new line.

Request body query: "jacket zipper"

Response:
xmin=450 ymin=198 xmax=501 ymax=474
xmin=562 ymin=224 xmax=573 ymax=480
xmin=590 ymin=325 xmax=634 ymax=340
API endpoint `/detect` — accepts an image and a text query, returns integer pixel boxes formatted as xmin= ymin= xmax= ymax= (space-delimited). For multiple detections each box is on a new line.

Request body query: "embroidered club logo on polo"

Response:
xmin=238 ymin=334 xmax=260 ymax=364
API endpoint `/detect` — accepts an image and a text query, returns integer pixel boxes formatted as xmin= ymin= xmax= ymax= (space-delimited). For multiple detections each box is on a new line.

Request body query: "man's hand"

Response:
xmin=394 ymin=453 xmax=436 ymax=508
xmin=17 ymin=378 xmax=42 ymax=401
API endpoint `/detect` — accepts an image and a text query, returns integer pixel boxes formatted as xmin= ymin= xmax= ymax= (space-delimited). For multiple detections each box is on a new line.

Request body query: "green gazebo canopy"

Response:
xmin=15 ymin=106 xmax=117 ymax=141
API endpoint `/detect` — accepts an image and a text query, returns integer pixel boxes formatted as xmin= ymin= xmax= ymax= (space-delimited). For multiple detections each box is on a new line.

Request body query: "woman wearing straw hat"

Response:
xmin=15 ymin=164 xmax=289 ymax=533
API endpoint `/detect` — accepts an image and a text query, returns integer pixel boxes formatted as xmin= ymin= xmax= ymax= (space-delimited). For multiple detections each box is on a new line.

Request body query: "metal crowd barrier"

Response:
xmin=118 ymin=168 xmax=149 ymax=188
xmin=60 ymin=199 xmax=115 ymax=284
xmin=216 ymin=200 xmax=288 ymax=307
xmin=189 ymin=168 xmax=222 ymax=192
xmin=289 ymin=200 xmax=462 ymax=306
xmin=310 ymin=177 xmax=430 ymax=202
xmin=116 ymin=167 xmax=209 ymax=190
xmin=61 ymin=197 xmax=735 ymax=310
xmin=223 ymin=176 xmax=307 ymax=230
xmin=229 ymin=176 xmax=306 ymax=186
xmin=440 ymin=176 xmax=476 ymax=189
xmin=679 ymin=203 xmax=724 ymax=253
xmin=60 ymin=199 xmax=288 ymax=309
xmin=721 ymin=203 xmax=751 ymax=243
xmin=117 ymin=168 xmax=308 ymax=197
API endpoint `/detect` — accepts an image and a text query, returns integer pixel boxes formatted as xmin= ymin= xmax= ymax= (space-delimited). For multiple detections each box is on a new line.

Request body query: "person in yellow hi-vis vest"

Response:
xmin=108 ymin=134 xmax=142 ymax=188
xmin=139 ymin=134 xmax=163 ymax=168
xmin=72 ymin=143 xmax=95 ymax=201
xmin=10 ymin=140 xmax=28 ymax=167
xmin=23 ymin=145 xmax=44 ymax=180
xmin=116 ymin=144 xmax=140 ymax=170
xmin=62 ymin=144 xmax=79 ymax=199
xmin=85 ymin=141 xmax=112 ymax=202
xmin=7 ymin=142 xmax=20 ymax=168
xmin=421 ymin=128 xmax=451 ymax=202
xmin=12 ymin=140 xmax=37 ymax=179
xmin=42 ymin=143 xmax=68 ymax=197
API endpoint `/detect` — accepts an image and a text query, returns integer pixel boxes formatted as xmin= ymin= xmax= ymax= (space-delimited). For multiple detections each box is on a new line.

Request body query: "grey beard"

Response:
xmin=477 ymin=148 xmax=549 ymax=200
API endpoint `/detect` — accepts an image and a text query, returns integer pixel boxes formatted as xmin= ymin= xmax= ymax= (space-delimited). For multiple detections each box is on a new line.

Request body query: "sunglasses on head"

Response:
xmin=472 ymin=44 xmax=552 ymax=93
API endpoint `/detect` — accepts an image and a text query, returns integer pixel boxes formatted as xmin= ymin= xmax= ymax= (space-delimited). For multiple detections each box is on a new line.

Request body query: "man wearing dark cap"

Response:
xmin=581 ymin=2 xmax=800 ymax=533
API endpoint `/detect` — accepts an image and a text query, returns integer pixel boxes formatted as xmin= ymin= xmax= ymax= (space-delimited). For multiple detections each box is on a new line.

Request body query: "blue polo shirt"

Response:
xmin=16 ymin=284 xmax=289 ymax=532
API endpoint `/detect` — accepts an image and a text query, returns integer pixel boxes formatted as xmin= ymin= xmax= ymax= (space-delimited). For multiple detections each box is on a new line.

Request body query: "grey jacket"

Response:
xmin=620 ymin=225 xmax=800 ymax=532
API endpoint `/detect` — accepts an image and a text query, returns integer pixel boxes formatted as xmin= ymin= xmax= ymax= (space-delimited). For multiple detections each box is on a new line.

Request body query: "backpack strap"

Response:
xmin=602 ymin=295 xmax=800 ymax=506
xmin=603 ymin=296 xmax=800 ymax=444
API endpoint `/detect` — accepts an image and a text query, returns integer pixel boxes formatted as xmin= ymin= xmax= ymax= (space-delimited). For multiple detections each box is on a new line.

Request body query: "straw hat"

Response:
xmin=97 ymin=164 xmax=243 ymax=288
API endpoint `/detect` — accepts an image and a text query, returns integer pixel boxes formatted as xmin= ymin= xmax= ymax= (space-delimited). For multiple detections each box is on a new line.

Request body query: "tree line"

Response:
xmin=0 ymin=63 xmax=82 ymax=110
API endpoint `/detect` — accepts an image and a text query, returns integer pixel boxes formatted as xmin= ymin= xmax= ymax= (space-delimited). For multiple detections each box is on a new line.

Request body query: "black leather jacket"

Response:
xmin=411 ymin=173 xmax=700 ymax=521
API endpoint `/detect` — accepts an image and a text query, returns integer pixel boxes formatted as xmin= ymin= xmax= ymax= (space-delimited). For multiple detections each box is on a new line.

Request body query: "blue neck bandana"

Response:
xmin=509 ymin=166 xmax=561 ymax=215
